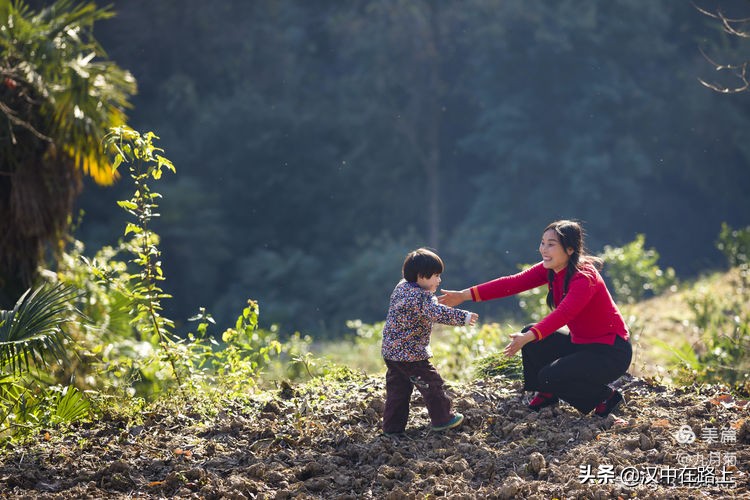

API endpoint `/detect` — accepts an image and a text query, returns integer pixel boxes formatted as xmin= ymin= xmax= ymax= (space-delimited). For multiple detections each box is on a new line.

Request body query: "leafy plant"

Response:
xmin=600 ymin=234 xmax=677 ymax=304
xmin=717 ymin=222 xmax=750 ymax=268
xmin=49 ymin=385 xmax=90 ymax=425
xmin=210 ymin=300 xmax=283 ymax=392
xmin=97 ymin=126 xmax=185 ymax=391
xmin=66 ymin=126 xmax=312 ymax=402
xmin=291 ymin=352 xmax=318 ymax=379
xmin=61 ymin=238 xmax=133 ymax=338
xmin=667 ymin=286 xmax=749 ymax=388
xmin=659 ymin=226 xmax=750 ymax=389
xmin=0 ymin=283 xmax=87 ymax=435
xmin=0 ymin=284 xmax=81 ymax=377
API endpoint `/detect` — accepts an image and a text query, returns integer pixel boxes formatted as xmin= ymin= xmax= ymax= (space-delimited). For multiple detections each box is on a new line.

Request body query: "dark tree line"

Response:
xmin=40 ymin=0 xmax=750 ymax=335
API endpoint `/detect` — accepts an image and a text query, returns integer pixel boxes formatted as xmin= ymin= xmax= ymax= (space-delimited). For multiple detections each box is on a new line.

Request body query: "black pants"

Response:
xmin=520 ymin=329 xmax=632 ymax=414
xmin=383 ymin=359 xmax=452 ymax=432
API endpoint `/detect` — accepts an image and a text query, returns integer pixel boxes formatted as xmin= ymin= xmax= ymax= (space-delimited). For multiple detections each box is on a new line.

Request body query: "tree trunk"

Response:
xmin=424 ymin=123 xmax=441 ymax=249
xmin=423 ymin=2 xmax=442 ymax=249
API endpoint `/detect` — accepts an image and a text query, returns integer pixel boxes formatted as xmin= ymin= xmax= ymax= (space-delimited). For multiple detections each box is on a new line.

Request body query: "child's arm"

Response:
xmin=421 ymin=293 xmax=478 ymax=326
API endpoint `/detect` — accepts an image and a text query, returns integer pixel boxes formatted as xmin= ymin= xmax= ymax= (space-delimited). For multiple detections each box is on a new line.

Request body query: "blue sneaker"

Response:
xmin=381 ymin=431 xmax=403 ymax=437
xmin=431 ymin=413 xmax=464 ymax=431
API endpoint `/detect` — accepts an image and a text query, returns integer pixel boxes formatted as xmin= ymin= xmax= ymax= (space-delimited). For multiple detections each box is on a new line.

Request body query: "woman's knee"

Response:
xmin=536 ymin=364 xmax=558 ymax=390
xmin=521 ymin=338 xmax=543 ymax=356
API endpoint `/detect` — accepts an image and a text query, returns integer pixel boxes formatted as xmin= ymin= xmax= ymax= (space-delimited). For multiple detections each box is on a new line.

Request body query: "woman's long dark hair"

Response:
xmin=544 ymin=220 xmax=603 ymax=310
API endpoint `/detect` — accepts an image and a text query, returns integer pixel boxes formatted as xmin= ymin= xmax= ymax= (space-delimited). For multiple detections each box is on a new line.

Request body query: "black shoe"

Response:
xmin=594 ymin=390 xmax=623 ymax=417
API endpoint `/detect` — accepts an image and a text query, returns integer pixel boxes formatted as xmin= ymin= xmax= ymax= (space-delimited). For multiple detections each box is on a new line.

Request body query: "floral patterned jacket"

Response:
xmin=381 ymin=280 xmax=471 ymax=362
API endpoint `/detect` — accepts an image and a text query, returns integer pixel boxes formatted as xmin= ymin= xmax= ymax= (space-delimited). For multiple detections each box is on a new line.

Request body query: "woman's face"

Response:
xmin=539 ymin=229 xmax=573 ymax=273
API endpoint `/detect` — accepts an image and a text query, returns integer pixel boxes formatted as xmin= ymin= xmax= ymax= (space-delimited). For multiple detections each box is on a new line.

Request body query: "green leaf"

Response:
xmin=156 ymin=154 xmax=176 ymax=173
xmin=117 ymin=200 xmax=138 ymax=210
xmin=0 ymin=284 xmax=84 ymax=378
xmin=53 ymin=386 xmax=90 ymax=424
xmin=124 ymin=223 xmax=142 ymax=235
xmin=112 ymin=153 xmax=124 ymax=171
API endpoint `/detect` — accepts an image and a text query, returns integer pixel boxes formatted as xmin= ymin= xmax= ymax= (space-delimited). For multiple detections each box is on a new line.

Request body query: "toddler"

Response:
xmin=381 ymin=248 xmax=478 ymax=434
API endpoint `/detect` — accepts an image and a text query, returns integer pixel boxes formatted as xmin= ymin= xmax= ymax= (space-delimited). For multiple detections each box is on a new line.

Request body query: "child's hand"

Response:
xmin=467 ymin=312 xmax=479 ymax=326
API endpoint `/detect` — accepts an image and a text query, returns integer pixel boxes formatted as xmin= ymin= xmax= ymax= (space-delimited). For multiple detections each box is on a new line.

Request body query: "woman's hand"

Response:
xmin=437 ymin=288 xmax=471 ymax=307
xmin=503 ymin=331 xmax=535 ymax=357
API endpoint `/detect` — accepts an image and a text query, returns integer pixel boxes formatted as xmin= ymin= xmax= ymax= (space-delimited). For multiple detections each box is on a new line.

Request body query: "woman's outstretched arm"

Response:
xmin=437 ymin=288 xmax=472 ymax=307
xmin=439 ymin=263 xmax=548 ymax=307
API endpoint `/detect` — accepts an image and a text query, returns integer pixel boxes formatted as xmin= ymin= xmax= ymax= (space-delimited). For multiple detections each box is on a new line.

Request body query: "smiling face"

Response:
xmin=539 ymin=229 xmax=574 ymax=273
xmin=417 ymin=273 xmax=441 ymax=293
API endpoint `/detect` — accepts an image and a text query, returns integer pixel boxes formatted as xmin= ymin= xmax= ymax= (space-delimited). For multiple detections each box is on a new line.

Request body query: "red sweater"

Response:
xmin=470 ymin=262 xmax=628 ymax=345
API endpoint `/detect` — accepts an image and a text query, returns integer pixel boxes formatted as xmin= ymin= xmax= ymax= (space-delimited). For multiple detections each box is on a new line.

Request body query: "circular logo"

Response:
xmin=675 ymin=424 xmax=696 ymax=444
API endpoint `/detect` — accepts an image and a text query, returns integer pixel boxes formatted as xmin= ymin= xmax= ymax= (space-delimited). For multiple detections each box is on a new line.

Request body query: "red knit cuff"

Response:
xmin=470 ymin=286 xmax=481 ymax=302
xmin=530 ymin=327 xmax=543 ymax=341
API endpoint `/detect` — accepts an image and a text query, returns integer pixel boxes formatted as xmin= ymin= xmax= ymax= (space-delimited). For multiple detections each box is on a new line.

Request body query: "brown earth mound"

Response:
xmin=1 ymin=374 xmax=747 ymax=499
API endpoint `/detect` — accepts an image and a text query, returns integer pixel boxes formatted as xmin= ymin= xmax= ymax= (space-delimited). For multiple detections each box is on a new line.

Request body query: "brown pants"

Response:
xmin=382 ymin=359 xmax=452 ymax=432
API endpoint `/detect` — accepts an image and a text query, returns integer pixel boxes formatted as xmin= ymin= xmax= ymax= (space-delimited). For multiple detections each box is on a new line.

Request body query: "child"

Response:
xmin=381 ymin=248 xmax=478 ymax=435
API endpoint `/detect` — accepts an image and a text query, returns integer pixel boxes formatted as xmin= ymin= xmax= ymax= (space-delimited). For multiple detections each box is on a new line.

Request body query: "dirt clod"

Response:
xmin=527 ymin=451 xmax=545 ymax=475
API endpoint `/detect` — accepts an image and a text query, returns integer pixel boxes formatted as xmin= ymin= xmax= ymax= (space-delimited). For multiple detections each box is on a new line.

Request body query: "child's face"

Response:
xmin=417 ymin=273 xmax=441 ymax=293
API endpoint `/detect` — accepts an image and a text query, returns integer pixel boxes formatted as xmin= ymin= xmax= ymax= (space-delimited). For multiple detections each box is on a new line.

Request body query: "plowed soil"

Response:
xmin=1 ymin=374 xmax=748 ymax=499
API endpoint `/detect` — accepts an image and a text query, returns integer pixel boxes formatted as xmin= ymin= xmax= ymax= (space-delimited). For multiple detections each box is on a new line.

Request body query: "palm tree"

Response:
xmin=0 ymin=0 xmax=136 ymax=307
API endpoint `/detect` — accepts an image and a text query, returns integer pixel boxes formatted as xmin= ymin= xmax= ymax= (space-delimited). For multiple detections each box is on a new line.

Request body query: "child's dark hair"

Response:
xmin=402 ymin=248 xmax=444 ymax=282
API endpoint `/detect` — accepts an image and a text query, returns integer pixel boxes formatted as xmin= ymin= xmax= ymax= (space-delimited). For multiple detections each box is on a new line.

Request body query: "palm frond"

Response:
xmin=0 ymin=283 xmax=84 ymax=377
xmin=52 ymin=385 xmax=89 ymax=424
xmin=1 ymin=0 xmax=136 ymax=185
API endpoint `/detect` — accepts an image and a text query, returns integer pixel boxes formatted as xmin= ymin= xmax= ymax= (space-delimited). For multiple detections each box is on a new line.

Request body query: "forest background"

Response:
xmin=48 ymin=0 xmax=750 ymax=337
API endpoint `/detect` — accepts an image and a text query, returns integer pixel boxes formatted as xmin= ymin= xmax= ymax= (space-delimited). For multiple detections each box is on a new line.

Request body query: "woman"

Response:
xmin=439 ymin=220 xmax=631 ymax=417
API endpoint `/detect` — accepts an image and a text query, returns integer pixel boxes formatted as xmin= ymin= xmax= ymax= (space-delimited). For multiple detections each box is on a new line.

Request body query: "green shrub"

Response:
xmin=662 ymin=225 xmax=750 ymax=389
xmin=600 ymin=234 xmax=677 ymax=304
xmin=717 ymin=222 xmax=750 ymax=267
xmin=670 ymin=278 xmax=749 ymax=388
